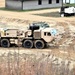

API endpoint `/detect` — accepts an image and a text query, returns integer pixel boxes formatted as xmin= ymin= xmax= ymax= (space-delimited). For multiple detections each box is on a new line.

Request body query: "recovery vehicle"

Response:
xmin=0 ymin=23 xmax=57 ymax=49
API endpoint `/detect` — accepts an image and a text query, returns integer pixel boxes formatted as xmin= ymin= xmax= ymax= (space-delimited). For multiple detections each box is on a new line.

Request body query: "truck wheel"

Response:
xmin=60 ymin=13 xmax=64 ymax=17
xmin=1 ymin=39 xmax=10 ymax=48
xmin=34 ymin=40 xmax=45 ymax=49
xmin=22 ymin=40 xmax=33 ymax=48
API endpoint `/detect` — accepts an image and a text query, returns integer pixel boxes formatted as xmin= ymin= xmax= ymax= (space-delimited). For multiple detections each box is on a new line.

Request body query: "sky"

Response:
xmin=63 ymin=0 xmax=75 ymax=3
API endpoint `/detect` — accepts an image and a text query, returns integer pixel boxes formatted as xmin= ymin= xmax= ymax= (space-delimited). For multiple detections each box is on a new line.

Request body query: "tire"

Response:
xmin=22 ymin=40 xmax=33 ymax=48
xmin=34 ymin=40 xmax=45 ymax=49
xmin=1 ymin=39 xmax=10 ymax=48
xmin=60 ymin=13 xmax=64 ymax=17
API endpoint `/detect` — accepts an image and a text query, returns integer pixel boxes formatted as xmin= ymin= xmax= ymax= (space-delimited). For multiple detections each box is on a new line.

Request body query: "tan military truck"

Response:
xmin=0 ymin=25 xmax=57 ymax=49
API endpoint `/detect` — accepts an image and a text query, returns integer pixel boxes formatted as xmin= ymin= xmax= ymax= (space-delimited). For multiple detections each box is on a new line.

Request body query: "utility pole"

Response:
xmin=65 ymin=0 xmax=66 ymax=4
xmin=69 ymin=0 xmax=70 ymax=4
xmin=21 ymin=0 xmax=24 ymax=10
xmin=62 ymin=0 xmax=63 ymax=7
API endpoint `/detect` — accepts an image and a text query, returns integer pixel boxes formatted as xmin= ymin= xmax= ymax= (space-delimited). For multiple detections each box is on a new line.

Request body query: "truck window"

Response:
xmin=44 ymin=32 xmax=51 ymax=36
xmin=44 ymin=32 xmax=46 ymax=36
xmin=47 ymin=32 xmax=51 ymax=36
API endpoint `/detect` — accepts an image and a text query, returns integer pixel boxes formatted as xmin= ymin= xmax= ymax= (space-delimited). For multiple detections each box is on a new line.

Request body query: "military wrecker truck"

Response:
xmin=0 ymin=23 xmax=57 ymax=49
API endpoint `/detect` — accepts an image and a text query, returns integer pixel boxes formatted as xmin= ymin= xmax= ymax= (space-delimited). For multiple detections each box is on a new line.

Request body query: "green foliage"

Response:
xmin=64 ymin=3 xmax=75 ymax=7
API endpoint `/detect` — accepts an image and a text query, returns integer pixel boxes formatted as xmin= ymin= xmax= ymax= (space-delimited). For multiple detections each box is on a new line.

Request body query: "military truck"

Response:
xmin=0 ymin=25 xmax=57 ymax=49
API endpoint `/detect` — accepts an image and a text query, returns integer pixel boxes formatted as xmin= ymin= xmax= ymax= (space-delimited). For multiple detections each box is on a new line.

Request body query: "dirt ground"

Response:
xmin=0 ymin=0 xmax=75 ymax=22
xmin=0 ymin=0 xmax=75 ymax=75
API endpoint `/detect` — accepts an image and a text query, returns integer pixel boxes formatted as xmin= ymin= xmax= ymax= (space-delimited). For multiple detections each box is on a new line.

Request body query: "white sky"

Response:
xmin=63 ymin=0 xmax=75 ymax=3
